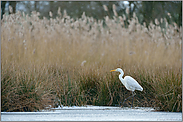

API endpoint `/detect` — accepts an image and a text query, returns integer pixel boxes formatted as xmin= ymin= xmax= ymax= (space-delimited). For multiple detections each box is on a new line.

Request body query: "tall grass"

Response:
xmin=1 ymin=7 xmax=182 ymax=112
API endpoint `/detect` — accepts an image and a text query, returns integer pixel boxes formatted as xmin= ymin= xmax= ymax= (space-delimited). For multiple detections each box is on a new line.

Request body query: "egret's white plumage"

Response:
xmin=123 ymin=76 xmax=143 ymax=92
xmin=110 ymin=68 xmax=143 ymax=107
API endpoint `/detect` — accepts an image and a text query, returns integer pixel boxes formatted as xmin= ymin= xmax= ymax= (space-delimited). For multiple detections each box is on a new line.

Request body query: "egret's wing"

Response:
xmin=124 ymin=76 xmax=143 ymax=91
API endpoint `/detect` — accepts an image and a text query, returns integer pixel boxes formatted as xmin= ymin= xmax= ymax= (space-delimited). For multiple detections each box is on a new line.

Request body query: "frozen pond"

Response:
xmin=1 ymin=105 xmax=182 ymax=121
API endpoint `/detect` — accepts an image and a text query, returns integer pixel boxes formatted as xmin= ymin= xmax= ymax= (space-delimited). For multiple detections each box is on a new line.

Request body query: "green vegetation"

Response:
xmin=1 ymin=6 xmax=182 ymax=112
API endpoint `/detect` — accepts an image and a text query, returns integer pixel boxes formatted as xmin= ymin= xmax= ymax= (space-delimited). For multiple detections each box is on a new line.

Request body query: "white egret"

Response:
xmin=110 ymin=68 xmax=143 ymax=107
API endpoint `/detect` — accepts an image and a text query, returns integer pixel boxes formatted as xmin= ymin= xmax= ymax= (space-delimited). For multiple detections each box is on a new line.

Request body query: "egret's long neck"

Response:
xmin=119 ymin=71 xmax=125 ymax=85
xmin=118 ymin=69 xmax=124 ymax=75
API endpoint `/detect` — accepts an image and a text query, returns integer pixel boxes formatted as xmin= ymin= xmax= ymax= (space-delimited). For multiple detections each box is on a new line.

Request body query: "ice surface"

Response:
xmin=1 ymin=105 xmax=182 ymax=121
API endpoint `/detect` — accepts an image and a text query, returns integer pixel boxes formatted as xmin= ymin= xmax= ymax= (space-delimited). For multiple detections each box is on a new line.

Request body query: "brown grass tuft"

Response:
xmin=1 ymin=8 xmax=182 ymax=112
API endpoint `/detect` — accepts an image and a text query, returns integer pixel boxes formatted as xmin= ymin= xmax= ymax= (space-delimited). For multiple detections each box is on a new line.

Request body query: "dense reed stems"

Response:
xmin=1 ymin=7 xmax=182 ymax=112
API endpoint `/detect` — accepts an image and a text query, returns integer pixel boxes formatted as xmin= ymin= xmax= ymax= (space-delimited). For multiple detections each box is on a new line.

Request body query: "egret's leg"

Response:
xmin=131 ymin=92 xmax=136 ymax=108
xmin=121 ymin=95 xmax=133 ymax=107
xmin=121 ymin=94 xmax=130 ymax=106
xmin=131 ymin=96 xmax=134 ymax=108
xmin=121 ymin=91 xmax=136 ymax=107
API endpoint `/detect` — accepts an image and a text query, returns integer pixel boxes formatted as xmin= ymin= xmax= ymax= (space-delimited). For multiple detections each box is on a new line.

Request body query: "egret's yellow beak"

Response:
xmin=110 ymin=69 xmax=116 ymax=72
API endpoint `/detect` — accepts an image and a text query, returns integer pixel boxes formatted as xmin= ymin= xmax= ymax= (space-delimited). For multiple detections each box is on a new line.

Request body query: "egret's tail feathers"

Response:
xmin=139 ymin=87 xmax=143 ymax=91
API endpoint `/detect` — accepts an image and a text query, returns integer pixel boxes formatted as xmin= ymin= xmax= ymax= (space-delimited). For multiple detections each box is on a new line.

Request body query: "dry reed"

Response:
xmin=1 ymin=7 xmax=182 ymax=112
